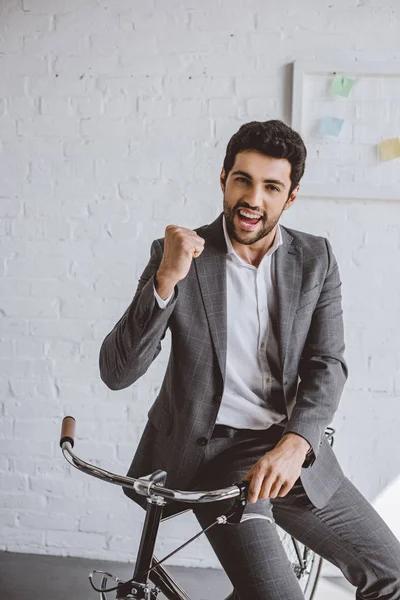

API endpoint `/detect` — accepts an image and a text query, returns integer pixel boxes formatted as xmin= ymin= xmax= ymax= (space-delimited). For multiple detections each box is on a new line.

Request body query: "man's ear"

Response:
xmin=283 ymin=185 xmax=299 ymax=211
xmin=220 ymin=168 xmax=226 ymax=192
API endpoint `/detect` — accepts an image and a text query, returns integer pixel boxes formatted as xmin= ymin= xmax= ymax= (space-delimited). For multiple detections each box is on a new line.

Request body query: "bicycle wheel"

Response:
xmin=277 ymin=525 xmax=323 ymax=600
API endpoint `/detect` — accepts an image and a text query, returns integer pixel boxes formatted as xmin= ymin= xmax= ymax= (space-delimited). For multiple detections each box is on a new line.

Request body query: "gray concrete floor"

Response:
xmin=0 ymin=551 xmax=354 ymax=599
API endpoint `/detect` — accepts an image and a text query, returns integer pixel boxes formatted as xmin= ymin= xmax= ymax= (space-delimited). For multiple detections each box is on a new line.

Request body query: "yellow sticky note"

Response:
xmin=379 ymin=137 xmax=400 ymax=161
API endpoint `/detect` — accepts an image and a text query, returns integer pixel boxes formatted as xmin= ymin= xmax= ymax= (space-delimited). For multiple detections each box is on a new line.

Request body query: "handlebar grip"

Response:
xmin=60 ymin=416 xmax=76 ymax=448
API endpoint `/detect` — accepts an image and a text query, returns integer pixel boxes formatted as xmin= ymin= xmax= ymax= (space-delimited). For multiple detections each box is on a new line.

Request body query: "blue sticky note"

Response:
xmin=318 ymin=116 xmax=344 ymax=137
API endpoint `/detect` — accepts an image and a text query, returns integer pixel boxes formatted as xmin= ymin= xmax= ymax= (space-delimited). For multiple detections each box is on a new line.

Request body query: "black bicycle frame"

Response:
xmin=116 ymin=486 xmax=239 ymax=600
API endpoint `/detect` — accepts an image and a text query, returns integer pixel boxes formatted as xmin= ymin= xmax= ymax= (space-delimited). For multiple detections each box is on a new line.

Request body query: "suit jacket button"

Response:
xmin=197 ymin=437 xmax=208 ymax=446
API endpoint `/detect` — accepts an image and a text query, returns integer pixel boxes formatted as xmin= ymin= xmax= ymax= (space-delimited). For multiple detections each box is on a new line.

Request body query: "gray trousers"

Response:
xmin=191 ymin=425 xmax=400 ymax=600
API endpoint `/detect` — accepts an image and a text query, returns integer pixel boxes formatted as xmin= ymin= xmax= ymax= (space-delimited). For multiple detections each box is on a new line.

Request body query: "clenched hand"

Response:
xmin=155 ymin=225 xmax=205 ymax=301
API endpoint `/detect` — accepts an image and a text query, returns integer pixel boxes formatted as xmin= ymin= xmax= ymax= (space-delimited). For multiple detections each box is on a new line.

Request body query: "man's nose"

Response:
xmin=245 ymin=185 xmax=264 ymax=209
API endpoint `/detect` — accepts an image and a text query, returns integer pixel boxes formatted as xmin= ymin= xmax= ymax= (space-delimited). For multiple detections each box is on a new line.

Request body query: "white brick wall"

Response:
xmin=1 ymin=0 xmax=399 ymax=573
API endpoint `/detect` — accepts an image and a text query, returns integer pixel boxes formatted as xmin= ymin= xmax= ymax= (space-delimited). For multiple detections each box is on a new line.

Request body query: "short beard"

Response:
xmin=223 ymin=198 xmax=288 ymax=246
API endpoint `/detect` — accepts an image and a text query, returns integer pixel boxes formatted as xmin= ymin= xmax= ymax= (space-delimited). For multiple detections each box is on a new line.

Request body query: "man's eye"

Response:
xmin=235 ymin=178 xmax=279 ymax=192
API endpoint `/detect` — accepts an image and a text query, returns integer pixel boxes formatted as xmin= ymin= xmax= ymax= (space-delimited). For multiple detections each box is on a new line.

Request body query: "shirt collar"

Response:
xmin=222 ymin=213 xmax=283 ymax=264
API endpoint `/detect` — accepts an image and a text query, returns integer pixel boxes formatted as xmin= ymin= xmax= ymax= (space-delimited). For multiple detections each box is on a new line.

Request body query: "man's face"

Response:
xmin=221 ymin=150 xmax=299 ymax=246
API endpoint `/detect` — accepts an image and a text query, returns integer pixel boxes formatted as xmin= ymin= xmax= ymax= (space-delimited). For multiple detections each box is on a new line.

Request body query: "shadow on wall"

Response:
xmin=373 ymin=474 xmax=400 ymax=539
xmin=332 ymin=388 xmax=400 ymax=539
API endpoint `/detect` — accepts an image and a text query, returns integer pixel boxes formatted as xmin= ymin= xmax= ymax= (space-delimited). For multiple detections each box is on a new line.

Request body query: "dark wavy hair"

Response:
xmin=222 ymin=120 xmax=307 ymax=197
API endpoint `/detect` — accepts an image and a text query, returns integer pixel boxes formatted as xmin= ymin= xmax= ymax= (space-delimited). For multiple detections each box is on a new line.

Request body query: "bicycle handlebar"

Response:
xmin=60 ymin=416 xmax=247 ymax=505
xmin=60 ymin=415 xmax=76 ymax=447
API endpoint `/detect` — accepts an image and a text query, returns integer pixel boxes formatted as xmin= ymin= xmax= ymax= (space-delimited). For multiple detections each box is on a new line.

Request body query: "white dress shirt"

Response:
xmin=153 ymin=215 xmax=288 ymax=430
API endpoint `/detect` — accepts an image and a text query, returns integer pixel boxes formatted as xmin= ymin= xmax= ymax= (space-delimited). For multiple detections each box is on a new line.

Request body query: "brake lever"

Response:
xmin=224 ymin=481 xmax=249 ymax=524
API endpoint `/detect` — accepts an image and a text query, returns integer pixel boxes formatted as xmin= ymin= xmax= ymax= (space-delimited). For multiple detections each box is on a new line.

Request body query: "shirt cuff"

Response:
xmin=153 ymin=283 xmax=175 ymax=309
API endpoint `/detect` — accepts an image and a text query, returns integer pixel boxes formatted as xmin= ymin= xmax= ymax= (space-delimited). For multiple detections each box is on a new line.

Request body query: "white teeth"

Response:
xmin=238 ymin=209 xmax=262 ymax=219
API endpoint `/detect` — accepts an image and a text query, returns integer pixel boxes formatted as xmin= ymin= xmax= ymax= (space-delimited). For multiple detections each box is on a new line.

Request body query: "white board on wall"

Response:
xmin=291 ymin=61 xmax=400 ymax=200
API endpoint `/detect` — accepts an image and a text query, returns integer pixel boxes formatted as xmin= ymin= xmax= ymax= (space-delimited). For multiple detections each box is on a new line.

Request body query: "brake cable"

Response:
xmin=88 ymin=516 xmax=224 ymax=594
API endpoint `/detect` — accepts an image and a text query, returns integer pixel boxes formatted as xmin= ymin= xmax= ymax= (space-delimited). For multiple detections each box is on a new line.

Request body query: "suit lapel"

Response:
xmin=274 ymin=226 xmax=303 ymax=372
xmin=194 ymin=213 xmax=227 ymax=383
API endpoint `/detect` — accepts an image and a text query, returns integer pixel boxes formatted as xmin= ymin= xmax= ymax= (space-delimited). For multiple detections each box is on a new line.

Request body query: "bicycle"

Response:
xmin=60 ymin=417 xmax=335 ymax=600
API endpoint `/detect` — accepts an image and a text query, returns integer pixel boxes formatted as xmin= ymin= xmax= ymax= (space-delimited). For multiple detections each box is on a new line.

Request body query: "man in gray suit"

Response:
xmin=100 ymin=120 xmax=400 ymax=599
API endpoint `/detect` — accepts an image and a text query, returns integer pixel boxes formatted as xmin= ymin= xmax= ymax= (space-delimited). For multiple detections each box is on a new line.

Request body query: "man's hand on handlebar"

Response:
xmin=243 ymin=433 xmax=310 ymax=503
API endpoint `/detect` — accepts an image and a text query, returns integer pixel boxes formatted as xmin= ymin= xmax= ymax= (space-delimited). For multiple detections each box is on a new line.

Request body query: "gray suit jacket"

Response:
xmin=99 ymin=213 xmax=348 ymax=514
